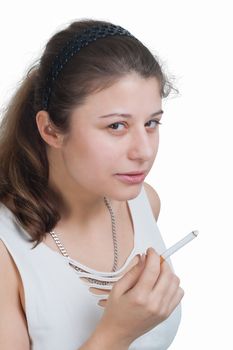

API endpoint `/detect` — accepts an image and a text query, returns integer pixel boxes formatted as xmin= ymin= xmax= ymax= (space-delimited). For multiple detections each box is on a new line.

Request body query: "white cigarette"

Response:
xmin=160 ymin=230 xmax=199 ymax=263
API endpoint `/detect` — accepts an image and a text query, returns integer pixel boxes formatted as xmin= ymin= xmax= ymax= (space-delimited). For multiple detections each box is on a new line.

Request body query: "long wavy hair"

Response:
xmin=0 ymin=19 xmax=176 ymax=246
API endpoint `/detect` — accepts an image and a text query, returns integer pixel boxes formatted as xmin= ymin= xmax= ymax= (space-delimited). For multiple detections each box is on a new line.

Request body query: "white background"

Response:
xmin=0 ymin=1 xmax=232 ymax=348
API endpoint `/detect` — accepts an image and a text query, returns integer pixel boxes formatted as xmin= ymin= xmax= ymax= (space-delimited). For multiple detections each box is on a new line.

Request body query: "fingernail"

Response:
xmin=141 ymin=253 xmax=146 ymax=264
xmin=137 ymin=254 xmax=144 ymax=266
xmin=146 ymin=247 xmax=155 ymax=255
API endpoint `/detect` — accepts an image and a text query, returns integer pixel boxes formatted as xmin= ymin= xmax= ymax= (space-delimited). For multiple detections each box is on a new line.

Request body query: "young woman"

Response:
xmin=0 ymin=19 xmax=183 ymax=349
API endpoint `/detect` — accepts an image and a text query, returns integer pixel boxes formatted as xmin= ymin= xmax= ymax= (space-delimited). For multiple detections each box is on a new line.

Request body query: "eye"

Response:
xmin=108 ymin=122 xmax=126 ymax=131
xmin=107 ymin=120 xmax=162 ymax=133
xmin=146 ymin=120 xmax=162 ymax=129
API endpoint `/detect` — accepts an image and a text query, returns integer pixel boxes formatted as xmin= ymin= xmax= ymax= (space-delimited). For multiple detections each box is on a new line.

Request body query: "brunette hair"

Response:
xmin=0 ymin=18 xmax=176 ymax=246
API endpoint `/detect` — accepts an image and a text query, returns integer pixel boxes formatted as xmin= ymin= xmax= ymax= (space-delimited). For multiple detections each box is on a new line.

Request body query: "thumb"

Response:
xmin=113 ymin=254 xmax=146 ymax=295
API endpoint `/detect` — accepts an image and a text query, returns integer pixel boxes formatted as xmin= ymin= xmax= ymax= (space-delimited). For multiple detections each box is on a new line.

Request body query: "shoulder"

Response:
xmin=0 ymin=240 xmax=30 ymax=348
xmin=143 ymin=182 xmax=161 ymax=221
xmin=0 ymin=239 xmax=21 ymax=306
xmin=0 ymin=239 xmax=20 ymax=291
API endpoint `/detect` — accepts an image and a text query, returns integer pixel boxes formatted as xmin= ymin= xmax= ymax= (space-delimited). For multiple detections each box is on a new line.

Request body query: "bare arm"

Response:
xmin=0 ymin=240 xmax=31 ymax=349
xmin=78 ymin=328 xmax=129 ymax=350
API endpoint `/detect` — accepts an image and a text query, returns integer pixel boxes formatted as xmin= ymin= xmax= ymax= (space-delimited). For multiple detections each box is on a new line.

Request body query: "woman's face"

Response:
xmin=52 ymin=73 xmax=163 ymax=201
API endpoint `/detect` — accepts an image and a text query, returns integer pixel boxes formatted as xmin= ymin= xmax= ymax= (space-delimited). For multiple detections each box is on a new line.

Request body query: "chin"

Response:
xmin=108 ymin=183 xmax=144 ymax=201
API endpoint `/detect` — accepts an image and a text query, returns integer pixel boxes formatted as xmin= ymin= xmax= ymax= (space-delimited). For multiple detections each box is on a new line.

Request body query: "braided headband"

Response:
xmin=41 ymin=24 xmax=136 ymax=111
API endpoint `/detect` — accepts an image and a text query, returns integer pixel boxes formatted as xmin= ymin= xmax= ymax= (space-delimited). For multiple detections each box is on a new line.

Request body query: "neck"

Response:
xmin=48 ymin=181 xmax=124 ymax=229
xmin=47 ymin=149 xmax=125 ymax=227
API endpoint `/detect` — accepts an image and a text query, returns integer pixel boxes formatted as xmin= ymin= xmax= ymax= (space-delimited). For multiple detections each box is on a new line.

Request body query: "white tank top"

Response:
xmin=0 ymin=185 xmax=181 ymax=350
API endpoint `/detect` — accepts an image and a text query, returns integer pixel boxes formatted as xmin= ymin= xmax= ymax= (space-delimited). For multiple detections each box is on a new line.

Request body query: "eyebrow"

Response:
xmin=98 ymin=110 xmax=164 ymax=118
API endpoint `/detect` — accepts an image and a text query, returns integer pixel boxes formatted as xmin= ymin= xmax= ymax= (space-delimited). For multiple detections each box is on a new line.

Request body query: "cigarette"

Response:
xmin=160 ymin=230 xmax=199 ymax=264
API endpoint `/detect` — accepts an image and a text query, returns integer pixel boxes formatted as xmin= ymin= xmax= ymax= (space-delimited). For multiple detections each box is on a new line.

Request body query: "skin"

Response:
xmin=36 ymin=72 xmax=163 ymax=227
xmin=0 ymin=72 xmax=183 ymax=349
xmin=36 ymin=72 xmax=184 ymax=348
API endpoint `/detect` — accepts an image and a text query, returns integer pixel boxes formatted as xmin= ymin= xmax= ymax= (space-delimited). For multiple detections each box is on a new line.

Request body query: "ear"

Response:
xmin=35 ymin=111 xmax=64 ymax=149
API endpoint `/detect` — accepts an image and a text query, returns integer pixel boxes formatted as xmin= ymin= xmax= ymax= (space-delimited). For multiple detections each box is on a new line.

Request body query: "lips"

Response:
xmin=115 ymin=172 xmax=146 ymax=185
xmin=116 ymin=171 xmax=146 ymax=176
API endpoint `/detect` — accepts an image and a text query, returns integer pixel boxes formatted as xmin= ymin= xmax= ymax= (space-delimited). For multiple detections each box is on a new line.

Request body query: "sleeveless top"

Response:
xmin=0 ymin=185 xmax=181 ymax=350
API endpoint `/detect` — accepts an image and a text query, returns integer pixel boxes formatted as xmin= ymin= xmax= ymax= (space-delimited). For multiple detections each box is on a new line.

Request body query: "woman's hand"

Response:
xmin=94 ymin=247 xmax=184 ymax=347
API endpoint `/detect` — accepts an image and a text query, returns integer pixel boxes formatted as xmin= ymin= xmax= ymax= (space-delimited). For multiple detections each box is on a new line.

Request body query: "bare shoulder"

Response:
xmin=0 ymin=240 xmax=30 ymax=348
xmin=0 ymin=239 xmax=19 ymax=282
xmin=143 ymin=182 xmax=161 ymax=221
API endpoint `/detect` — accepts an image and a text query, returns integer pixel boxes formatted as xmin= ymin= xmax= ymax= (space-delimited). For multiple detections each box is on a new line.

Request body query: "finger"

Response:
xmin=156 ymin=271 xmax=181 ymax=308
xmin=112 ymin=254 xmax=145 ymax=296
xmin=132 ymin=247 xmax=161 ymax=295
xmin=152 ymin=263 xmax=180 ymax=305
xmin=160 ymin=256 xmax=165 ymax=264
xmin=98 ymin=299 xmax=108 ymax=308
xmin=167 ymin=287 xmax=184 ymax=315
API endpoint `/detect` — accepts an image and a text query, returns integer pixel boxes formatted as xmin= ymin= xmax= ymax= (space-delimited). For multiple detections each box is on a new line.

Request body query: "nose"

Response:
xmin=127 ymin=127 xmax=158 ymax=161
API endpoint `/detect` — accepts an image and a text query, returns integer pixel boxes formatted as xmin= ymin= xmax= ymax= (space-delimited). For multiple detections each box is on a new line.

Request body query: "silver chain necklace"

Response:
xmin=49 ymin=196 xmax=118 ymax=272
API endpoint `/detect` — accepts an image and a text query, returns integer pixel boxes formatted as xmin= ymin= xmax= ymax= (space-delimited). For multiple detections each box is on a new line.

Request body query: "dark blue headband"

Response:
xmin=41 ymin=24 xmax=136 ymax=111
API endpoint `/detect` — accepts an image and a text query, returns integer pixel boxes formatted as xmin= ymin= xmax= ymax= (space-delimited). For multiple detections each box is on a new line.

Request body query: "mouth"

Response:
xmin=114 ymin=171 xmax=146 ymax=185
xmin=116 ymin=171 xmax=146 ymax=176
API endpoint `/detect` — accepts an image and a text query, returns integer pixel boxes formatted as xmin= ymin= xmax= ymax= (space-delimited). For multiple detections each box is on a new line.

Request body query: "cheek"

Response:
xmin=154 ymin=133 xmax=159 ymax=158
xmin=155 ymin=132 xmax=159 ymax=151
xmin=62 ymin=133 xmax=119 ymax=175
xmin=85 ymin=142 xmax=120 ymax=171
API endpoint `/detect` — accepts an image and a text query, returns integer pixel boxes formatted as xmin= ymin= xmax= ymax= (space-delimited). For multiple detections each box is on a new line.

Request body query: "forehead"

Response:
xmin=71 ymin=73 xmax=162 ymax=120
